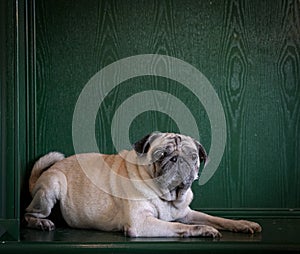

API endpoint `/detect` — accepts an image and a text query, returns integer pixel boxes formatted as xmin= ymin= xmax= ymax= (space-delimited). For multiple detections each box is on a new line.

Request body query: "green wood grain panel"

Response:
xmin=220 ymin=0 xmax=250 ymax=208
xmin=192 ymin=0 xmax=300 ymax=209
xmin=0 ymin=0 xmax=8 ymax=219
xmin=0 ymin=0 xmax=28 ymax=240
xmin=277 ymin=0 xmax=300 ymax=208
xmin=27 ymin=0 xmax=300 ymax=211
xmin=0 ymin=0 xmax=17 ymax=219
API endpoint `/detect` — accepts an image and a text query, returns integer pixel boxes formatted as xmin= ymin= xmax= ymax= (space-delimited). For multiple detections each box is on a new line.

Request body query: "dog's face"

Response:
xmin=133 ymin=132 xmax=207 ymax=200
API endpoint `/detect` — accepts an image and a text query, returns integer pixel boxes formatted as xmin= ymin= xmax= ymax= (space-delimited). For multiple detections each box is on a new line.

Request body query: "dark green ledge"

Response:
xmin=1 ymin=218 xmax=300 ymax=254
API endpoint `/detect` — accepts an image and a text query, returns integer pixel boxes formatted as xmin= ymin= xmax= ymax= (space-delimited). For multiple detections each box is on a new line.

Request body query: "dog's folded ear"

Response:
xmin=133 ymin=131 xmax=162 ymax=155
xmin=193 ymin=139 xmax=208 ymax=166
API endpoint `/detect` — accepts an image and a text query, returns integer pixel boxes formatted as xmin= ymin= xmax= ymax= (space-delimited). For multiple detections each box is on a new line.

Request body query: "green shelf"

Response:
xmin=1 ymin=218 xmax=300 ymax=253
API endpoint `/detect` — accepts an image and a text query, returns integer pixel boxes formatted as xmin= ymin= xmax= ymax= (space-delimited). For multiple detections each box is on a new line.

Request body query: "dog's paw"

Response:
xmin=25 ymin=216 xmax=55 ymax=231
xmin=232 ymin=220 xmax=262 ymax=234
xmin=191 ymin=225 xmax=222 ymax=238
xmin=37 ymin=219 xmax=56 ymax=231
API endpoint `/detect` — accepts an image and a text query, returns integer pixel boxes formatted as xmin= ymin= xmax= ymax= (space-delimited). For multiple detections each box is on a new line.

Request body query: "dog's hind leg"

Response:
xmin=24 ymin=170 xmax=67 ymax=231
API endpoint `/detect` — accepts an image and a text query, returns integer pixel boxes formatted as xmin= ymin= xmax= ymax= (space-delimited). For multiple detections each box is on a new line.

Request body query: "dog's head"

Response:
xmin=133 ymin=132 xmax=207 ymax=200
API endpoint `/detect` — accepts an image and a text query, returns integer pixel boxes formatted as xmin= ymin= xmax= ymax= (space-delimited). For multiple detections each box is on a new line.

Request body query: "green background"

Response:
xmin=1 ymin=0 xmax=300 ymax=240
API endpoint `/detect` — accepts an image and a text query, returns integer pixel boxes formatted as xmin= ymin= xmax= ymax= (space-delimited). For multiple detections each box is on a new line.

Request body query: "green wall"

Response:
xmin=32 ymin=0 xmax=300 ymax=209
xmin=1 ymin=0 xmax=300 ymax=239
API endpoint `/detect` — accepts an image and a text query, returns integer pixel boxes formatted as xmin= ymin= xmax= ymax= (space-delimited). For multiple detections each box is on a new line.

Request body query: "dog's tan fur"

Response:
xmin=25 ymin=133 xmax=262 ymax=237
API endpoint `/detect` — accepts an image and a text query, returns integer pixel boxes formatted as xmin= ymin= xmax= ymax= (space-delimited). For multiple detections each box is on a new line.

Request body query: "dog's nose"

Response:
xmin=170 ymin=156 xmax=178 ymax=162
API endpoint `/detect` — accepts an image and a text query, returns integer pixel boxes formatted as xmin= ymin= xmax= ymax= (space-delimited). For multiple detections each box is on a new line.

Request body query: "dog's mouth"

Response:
xmin=159 ymin=184 xmax=188 ymax=202
xmin=174 ymin=183 xmax=186 ymax=196
xmin=158 ymin=175 xmax=195 ymax=201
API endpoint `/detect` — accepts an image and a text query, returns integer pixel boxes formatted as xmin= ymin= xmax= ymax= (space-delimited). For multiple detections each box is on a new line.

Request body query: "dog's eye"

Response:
xmin=153 ymin=150 xmax=166 ymax=161
xmin=191 ymin=153 xmax=198 ymax=161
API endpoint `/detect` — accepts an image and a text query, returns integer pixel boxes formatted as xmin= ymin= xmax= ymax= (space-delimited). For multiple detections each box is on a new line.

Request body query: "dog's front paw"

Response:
xmin=191 ymin=225 xmax=222 ymax=238
xmin=25 ymin=216 xmax=55 ymax=231
xmin=232 ymin=220 xmax=262 ymax=234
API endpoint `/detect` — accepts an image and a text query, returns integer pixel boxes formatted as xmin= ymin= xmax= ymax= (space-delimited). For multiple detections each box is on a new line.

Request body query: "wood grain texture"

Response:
xmin=35 ymin=0 xmax=102 ymax=156
xmin=218 ymin=0 xmax=250 ymax=208
xmin=30 ymin=0 xmax=300 ymax=210
xmin=0 ymin=0 xmax=16 ymax=219
xmin=277 ymin=0 xmax=300 ymax=208
xmin=1 ymin=0 xmax=28 ymax=227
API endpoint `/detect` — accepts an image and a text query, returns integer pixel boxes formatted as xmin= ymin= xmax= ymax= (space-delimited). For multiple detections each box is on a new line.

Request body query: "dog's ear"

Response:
xmin=133 ymin=132 xmax=162 ymax=155
xmin=193 ymin=139 xmax=208 ymax=166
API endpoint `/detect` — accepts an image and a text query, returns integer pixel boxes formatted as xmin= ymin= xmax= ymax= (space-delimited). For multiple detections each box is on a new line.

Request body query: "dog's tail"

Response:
xmin=29 ymin=152 xmax=65 ymax=193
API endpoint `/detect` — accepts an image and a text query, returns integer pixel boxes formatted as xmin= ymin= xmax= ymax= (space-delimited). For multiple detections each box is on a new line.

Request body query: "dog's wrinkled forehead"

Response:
xmin=150 ymin=133 xmax=196 ymax=152
xmin=134 ymin=132 xmax=197 ymax=154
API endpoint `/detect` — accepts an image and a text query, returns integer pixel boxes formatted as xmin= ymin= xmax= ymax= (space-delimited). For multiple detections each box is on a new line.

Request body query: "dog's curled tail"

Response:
xmin=29 ymin=152 xmax=65 ymax=193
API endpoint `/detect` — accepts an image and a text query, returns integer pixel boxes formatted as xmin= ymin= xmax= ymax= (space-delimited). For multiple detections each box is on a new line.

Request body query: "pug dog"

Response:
xmin=25 ymin=132 xmax=262 ymax=237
